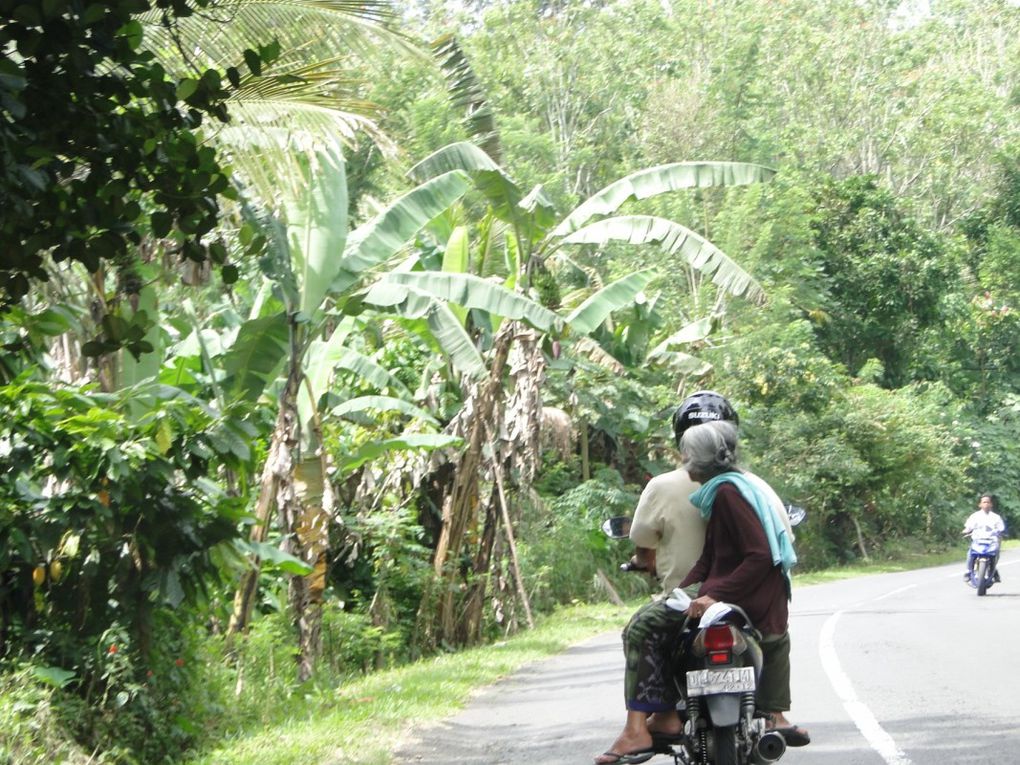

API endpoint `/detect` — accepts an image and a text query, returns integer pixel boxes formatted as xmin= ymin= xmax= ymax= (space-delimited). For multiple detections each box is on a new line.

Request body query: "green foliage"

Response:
xmin=53 ymin=612 xmax=221 ymax=764
xmin=0 ymin=667 xmax=94 ymax=764
xmin=0 ymin=380 xmax=252 ymax=698
xmin=177 ymin=606 xmax=406 ymax=745
xmin=932 ymin=287 xmax=1020 ymax=405
xmin=741 ymin=380 xmax=967 ymax=567
xmin=8 ymin=1 xmax=1020 ymax=760
xmin=0 ymin=0 xmax=250 ymax=304
xmin=717 ymin=319 xmax=844 ymax=415
xmin=520 ymin=467 xmax=648 ymax=611
xmin=0 ymin=303 xmax=82 ymax=383
xmin=178 ymin=601 xmax=631 ymax=765
xmin=544 ymin=360 xmax=673 ymax=480
xmin=330 ymin=503 xmax=432 ymax=664
xmin=0 ymin=612 xmax=230 ymax=764
xmin=964 ymin=397 xmax=1020 ymax=529
xmin=807 ymin=176 xmax=951 ymax=387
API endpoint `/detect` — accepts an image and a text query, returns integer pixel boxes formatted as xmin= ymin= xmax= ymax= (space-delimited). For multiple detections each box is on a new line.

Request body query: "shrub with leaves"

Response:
xmin=741 ymin=381 xmax=967 ymax=566
xmin=0 ymin=379 xmax=253 ymax=675
xmin=521 ymin=467 xmax=647 ymax=611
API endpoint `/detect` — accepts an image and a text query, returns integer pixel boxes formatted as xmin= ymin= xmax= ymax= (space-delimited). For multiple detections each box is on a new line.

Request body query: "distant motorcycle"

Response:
xmin=600 ymin=505 xmax=805 ymax=765
xmin=965 ymin=530 xmax=1002 ymax=597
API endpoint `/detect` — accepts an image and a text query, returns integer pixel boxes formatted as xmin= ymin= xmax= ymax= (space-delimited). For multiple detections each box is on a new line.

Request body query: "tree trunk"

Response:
xmin=596 ymin=569 xmax=625 ymax=606
xmin=227 ymin=317 xmax=308 ymax=684
xmin=288 ymin=454 xmax=330 ymax=682
xmin=491 ymin=447 xmax=534 ymax=630
xmin=580 ymin=419 xmax=590 ymax=482
xmin=226 ymin=405 xmax=290 ymax=639
xmin=423 ymin=324 xmax=514 ymax=649
xmin=851 ymin=514 xmax=870 ymax=562
xmin=459 ymin=484 xmax=500 ymax=644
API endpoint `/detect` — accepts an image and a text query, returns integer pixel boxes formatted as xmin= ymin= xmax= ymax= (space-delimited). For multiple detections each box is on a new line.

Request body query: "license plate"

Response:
xmin=686 ymin=666 xmax=756 ymax=696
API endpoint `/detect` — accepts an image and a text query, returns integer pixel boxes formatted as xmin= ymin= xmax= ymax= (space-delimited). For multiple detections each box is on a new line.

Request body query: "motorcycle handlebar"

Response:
xmin=620 ymin=559 xmax=648 ymax=573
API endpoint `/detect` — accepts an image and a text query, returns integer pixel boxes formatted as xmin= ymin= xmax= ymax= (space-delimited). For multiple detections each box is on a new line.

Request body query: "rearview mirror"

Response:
xmin=785 ymin=504 xmax=807 ymax=527
xmin=601 ymin=516 xmax=632 ymax=539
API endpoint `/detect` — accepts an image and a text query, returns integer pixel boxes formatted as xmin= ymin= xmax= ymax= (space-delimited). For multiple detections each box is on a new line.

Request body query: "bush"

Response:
xmin=0 ymin=667 xmax=94 ymax=765
xmin=742 ymin=382 xmax=968 ymax=568
xmin=520 ymin=467 xmax=650 ymax=612
xmin=0 ymin=380 xmax=255 ymax=762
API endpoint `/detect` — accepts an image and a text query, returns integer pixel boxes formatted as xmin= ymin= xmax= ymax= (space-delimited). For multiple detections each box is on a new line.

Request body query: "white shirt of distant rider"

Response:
xmin=964 ymin=510 xmax=1005 ymax=539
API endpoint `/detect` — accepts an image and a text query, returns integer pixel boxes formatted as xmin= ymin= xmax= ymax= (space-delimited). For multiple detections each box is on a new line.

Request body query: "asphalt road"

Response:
xmin=394 ymin=548 xmax=1020 ymax=765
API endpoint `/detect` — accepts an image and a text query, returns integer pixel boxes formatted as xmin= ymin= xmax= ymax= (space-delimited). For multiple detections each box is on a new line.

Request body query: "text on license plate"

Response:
xmin=686 ymin=666 xmax=756 ymax=696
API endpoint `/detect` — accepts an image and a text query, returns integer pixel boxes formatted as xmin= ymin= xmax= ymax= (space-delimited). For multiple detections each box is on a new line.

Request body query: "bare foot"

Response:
xmin=646 ymin=711 xmax=683 ymax=736
xmin=766 ymin=711 xmax=793 ymax=728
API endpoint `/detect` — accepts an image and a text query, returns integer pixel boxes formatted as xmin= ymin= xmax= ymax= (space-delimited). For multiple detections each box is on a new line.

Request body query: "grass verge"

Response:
xmin=185 ymin=602 xmax=632 ymax=765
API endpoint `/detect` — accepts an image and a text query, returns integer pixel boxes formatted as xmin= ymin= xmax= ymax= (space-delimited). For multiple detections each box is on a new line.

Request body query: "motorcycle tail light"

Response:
xmin=705 ymin=625 xmax=734 ymax=664
xmin=704 ymin=625 xmax=735 ymax=651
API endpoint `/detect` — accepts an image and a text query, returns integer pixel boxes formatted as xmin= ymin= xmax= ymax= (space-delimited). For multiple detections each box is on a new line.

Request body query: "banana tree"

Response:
xmin=360 ymin=141 xmax=773 ymax=647
xmin=217 ymin=134 xmax=475 ymax=678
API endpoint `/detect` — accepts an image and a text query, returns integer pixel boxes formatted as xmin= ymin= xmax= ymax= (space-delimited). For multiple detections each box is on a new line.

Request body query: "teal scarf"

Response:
xmin=690 ymin=472 xmax=797 ymax=594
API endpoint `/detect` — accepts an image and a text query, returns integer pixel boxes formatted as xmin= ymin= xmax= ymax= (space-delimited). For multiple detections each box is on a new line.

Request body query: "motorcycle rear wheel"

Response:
xmin=713 ymin=725 xmax=738 ymax=765
xmin=976 ymin=559 xmax=988 ymax=596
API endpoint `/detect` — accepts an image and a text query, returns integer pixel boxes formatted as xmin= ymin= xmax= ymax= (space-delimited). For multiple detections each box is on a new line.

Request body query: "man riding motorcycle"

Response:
xmin=963 ymin=493 xmax=1005 ymax=583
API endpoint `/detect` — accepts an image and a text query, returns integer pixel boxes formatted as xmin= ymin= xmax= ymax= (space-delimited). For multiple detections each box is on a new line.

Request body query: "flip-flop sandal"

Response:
xmin=771 ymin=725 xmax=811 ymax=747
xmin=594 ymin=748 xmax=656 ymax=764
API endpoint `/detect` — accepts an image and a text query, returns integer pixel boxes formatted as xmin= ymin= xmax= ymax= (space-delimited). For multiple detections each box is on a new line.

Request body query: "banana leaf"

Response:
xmin=220 ymin=313 xmax=290 ymax=402
xmin=561 ymin=215 xmax=765 ymax=304
xmin=281 ymin=144 xmax=349 ymax=320
xmin=408 ymin=142 xmax=555 ymax=240
xmin=335 ymin=347 xmax=410 ymax=394
xmin=425 ymin=301 xmax=487 ymax=379
xmin=298 ymin=318 xmax=356 ymax=450
xmin=337 ymin=433 xmax=463 ymax=476
xmin=364 ymin=271 xmax=563 ymax=333
xmin=566 ymin=269 xmax=656 ymax=335
xmin=646 ymin=316 xmax=716 ymax=359
xmin=552 ymin=161 xmax=776 ymax=238
xmin=118 ymin=284 xmax=163 ymax=387
xmin=329 ymin=395 xmax=438 ymax=425
xmin=338 ymin=170 xmax=471 ymax=277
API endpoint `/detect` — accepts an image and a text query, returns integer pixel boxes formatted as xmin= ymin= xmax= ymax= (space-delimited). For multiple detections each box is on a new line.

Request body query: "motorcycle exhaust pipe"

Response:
xmin=752 ymin=731 xmax=788 ymax=764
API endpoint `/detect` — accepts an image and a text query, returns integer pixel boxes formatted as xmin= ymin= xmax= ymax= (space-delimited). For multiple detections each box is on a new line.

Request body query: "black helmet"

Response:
xmin=672 ymin=390 xmax=739 ymax=447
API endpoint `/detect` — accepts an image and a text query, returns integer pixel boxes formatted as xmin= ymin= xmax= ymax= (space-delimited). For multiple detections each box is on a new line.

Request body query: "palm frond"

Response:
xmin=142 ymin=0 xmax=421 ymax=71
xmin=217 ymin=126 xmax=348 ymax=213
xmin=431 ymin=33 xmax=502 ymax=162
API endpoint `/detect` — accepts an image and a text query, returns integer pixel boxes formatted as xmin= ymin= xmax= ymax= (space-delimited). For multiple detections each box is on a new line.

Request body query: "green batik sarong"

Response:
xmin=622 ymin=599 xmax=688 ymax=712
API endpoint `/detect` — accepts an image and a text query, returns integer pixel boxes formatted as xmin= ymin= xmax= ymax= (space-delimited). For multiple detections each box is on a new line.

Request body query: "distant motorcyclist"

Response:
xmin=963 ymin=493 xmax=1005 ymax=582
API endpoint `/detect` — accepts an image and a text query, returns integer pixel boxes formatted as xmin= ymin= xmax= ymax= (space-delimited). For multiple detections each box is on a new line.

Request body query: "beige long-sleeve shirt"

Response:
xmin=629 ymin=468 xmax=792 ymax=596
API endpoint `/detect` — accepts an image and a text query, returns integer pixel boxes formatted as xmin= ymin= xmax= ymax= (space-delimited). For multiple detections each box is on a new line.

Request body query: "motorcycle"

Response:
xmin=600 ymin=505 xmax=805 ymax=765
xmin=965 ymin=530 xmax=1002 ymax=597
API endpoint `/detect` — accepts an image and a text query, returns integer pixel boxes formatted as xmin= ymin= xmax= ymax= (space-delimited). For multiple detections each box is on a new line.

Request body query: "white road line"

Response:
xmin=819 ymin=604 xmax=913 ymax=765
xmin=871 ymin=583 xmax=917 ymax=603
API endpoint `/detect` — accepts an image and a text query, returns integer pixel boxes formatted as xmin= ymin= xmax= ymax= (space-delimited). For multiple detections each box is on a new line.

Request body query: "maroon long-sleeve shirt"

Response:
xmin=678 ymin=482 xmax=789 ymax=635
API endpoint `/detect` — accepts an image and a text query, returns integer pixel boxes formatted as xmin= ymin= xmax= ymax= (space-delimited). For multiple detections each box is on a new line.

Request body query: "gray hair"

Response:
xmin=680 ymin=420 xmax=740 ymax=478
